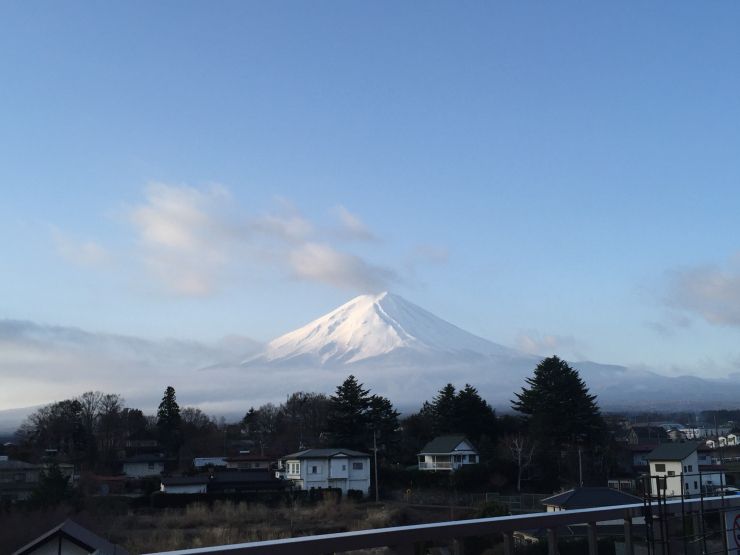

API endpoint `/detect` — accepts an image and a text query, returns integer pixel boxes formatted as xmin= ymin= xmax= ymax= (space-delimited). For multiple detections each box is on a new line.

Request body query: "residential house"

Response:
xmin=728 ymin=434 xmax=738 ymax=446
xmin=11 ymin=519 xmax=129 ymax=555
xmin=542 ymin=487 xmax=645 ymax=527
xmin=417 ymin=435 xmax=479 ymax=471
xmin=122 ymin=454 xmax=166 ymax=478
xmin=161 ymin=470 xmax=289 ymax=494
xmin=0 ymin=456 xmax=40 ymax=502
xmin=646 ymin=443 xmax=718 ymax=497
xmin=208 ymin=470 xmax=289 ymax=494
xmin=225 ymin=454 xmax=272 ymax=470
xmin=278 ymin=448 xmax=371 ymax=496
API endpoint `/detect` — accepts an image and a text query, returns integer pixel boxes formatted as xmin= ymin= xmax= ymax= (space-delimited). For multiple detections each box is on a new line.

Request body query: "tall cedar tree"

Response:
xmin=512 ymin=356 xmax=604 ymax=447
xmin=367 ymin=394 xmax=401 ymax=453
xmin=157 ymin=386 xmax=182 ymax=455
xmin=420 ymin=383 xmax=497 ymax=443
xmin=327 ymin=375 xmax=370 ymax=450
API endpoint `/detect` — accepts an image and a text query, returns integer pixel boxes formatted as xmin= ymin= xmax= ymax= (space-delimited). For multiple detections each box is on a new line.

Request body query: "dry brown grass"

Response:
xmin=109 ymin=498 xmax=406 ymax=553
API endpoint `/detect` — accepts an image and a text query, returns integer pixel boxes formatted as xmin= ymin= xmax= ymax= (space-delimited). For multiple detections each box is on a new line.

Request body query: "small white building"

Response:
xmin=160 ymin=476 xmax=209 ymax=494
xmin=122 ymin=454 xmax=166 ymax=478
xmin=728 ymin=434 xmax=738 ymax=446
xmin=417 ymin=435 xmax=479 ymax=471
xmin=278 ymin=448 xmax=371 ymax=496
xmin=647 ymin=443 xmax=701 ymax=497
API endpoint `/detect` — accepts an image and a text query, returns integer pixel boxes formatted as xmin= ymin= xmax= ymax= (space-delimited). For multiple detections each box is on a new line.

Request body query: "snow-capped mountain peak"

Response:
xmin=244 ymin=292 xmax=514 ymax=366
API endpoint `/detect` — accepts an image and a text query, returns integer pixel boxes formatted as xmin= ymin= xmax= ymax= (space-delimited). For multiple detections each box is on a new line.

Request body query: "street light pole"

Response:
xmin=373 ymin=429 xmax=379 ymax=503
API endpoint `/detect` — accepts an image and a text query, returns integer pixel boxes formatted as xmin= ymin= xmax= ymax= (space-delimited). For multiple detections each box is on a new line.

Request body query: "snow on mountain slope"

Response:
xmin=244 ymin=292 xmax=515 ymax=366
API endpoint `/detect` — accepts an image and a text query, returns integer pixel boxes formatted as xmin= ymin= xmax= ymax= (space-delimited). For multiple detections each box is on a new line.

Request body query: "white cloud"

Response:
xmin=123 ymin=183 xmax=399 ymax=295
xmin=51 ymin=228 xmax=109 ymax=267
xmin=128 ymin=183 xmax=233 ymax=296
xmin=515 ymin=331 xmax=585 ymax=360
xmin=333 ymin=205 xmax=377 ymax=241
xmin=53 ymin=183 xmax=448 ymax=296
xmin=664 ymin=257 xmax=740 ymax=326
xmin=288 ymin=242 xmax=396 ymax=292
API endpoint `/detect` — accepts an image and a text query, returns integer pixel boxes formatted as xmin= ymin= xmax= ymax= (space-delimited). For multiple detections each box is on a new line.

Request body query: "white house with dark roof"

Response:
xmin=647 ymin=443 xmax=702 ymax=497
xmin=277 ymin=448 xmax=370 ymax=496
xmin=417 ymin=435 xmax=479 ymax=471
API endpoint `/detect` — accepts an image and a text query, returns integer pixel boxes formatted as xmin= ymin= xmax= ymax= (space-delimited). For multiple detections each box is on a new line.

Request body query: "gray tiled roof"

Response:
xmin=646 ymin=443 xmax=699 ymax=461
xmin=418 ymin=435 xmax=476 ymax=454
xmin=12 ymin=519 xmax=129 ymax=555
xmin=282 ymin=448 xmax=369 ymax=459
xmin=542 ymin=487 xmax=642 ymax=510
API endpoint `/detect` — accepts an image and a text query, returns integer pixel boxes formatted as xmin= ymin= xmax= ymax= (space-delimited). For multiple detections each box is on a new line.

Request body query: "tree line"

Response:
xmin=12 ymin=356 xmax=610 ymax=491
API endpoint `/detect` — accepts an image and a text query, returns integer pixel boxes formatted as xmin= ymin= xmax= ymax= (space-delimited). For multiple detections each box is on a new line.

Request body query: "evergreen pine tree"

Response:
xmin=367 ymin=394 xmax=400 ymax=451
xmin=157 ymin=386 xmax=182 ymax=455
xmin=327 ymin=375 xmax=370 ymax=450
xmin=511 ymin=356 xmax=604 ymax=446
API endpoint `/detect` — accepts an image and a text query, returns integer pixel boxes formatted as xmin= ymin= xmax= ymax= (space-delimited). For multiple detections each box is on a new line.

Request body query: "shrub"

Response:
xmin=346 ymin=489 xmax=364 ymax=502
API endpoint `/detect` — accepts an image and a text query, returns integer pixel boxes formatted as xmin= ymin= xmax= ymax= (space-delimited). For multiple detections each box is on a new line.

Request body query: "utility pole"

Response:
xmin=373 ymin=429 xmax=379 ymax=503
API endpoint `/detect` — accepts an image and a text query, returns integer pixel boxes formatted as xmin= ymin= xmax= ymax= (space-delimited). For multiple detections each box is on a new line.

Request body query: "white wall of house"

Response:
xmin=282 ymin=455 xmax=370 ymax=495
xmin=123 ymin=461 xmax=165 ymax=478
xmin=649 ymin=452 xmax=699 ymax=497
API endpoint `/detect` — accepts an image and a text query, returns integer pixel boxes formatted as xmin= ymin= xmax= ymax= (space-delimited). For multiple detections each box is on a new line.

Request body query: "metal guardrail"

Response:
xmin=142 ymin=495 xmax=740 ymax=555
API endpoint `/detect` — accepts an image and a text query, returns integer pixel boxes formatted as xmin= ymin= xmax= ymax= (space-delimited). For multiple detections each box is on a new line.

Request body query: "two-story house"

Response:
xmin=278 ymin=448 xmax=371 ymax=496
xmin=647 ymin=443 xmax=701 ymax=497
xmin=417 ymin=435 xmax=479 ymax=471
xmin=0 ymin=456 xmax=40 ymax=501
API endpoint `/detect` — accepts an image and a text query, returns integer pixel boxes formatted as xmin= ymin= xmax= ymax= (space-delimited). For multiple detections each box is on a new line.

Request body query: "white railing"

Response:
xmin=142 ymin=495 xmax=740 ymax=555
xmin=418 ymin=461 xmax=453 ymax=470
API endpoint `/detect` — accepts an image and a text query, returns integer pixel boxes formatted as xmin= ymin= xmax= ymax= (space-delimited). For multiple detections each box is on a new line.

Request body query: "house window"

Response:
xmin=655 ymin=463 xmax=666 ymax=472
xmin=687 ymin=465 xmax=693 ymax=472
xmin=694 ymin=481 xmax=698 ymax=489
xmin=311 ymin=465 xmax=318 ymax=474
xmin=454 ymin=455 xmax=463 ymax=462
xmin=468 ymin=455 xmax=477 ymax=463
xmin=667 ymin=471 xmax=675 ymax=477
xmin=352 ymin=462 xmax=363 ymax=470
xmin=342 ymin=465 xmax=346 ymax=471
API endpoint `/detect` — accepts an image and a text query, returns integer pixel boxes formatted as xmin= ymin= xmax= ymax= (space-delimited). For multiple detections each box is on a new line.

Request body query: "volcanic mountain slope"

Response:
xmin=242 ymin=292 xmax=740 ymax=409
xmin=243 ymin=292 xmax=518 ymax=367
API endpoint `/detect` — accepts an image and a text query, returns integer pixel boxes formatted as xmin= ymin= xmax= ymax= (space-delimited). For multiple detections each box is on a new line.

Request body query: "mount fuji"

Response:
xmin=242 ymin=292 xmax=740 ymax=410
xmin=244 ymin=292 xmax=517 ymax=367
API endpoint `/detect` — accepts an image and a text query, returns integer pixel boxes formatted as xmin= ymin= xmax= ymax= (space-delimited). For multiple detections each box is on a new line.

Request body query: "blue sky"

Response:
xmin=2 ymin=2 xmax=740 ymax=384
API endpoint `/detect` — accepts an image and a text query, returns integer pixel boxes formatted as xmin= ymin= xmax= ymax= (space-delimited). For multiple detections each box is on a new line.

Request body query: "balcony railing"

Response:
xmin=143 ymin=495 xmax=740 ymax=555
xmin=418 ymin=461 xmax=453 ymax=470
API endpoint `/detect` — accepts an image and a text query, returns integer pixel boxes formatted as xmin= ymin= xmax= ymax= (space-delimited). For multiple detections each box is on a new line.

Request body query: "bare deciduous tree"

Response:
xmin=505 ymin=433 xmax=536 ymax=492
